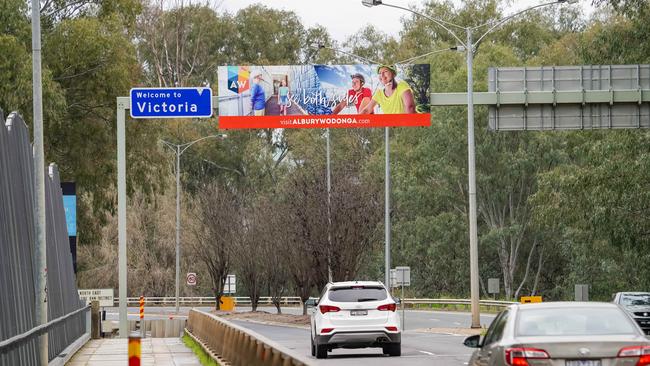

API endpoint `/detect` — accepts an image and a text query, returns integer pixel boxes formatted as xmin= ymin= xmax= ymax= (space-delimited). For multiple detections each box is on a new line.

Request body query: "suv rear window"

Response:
xmin=328 ymin=286 xmax=388 ymax=302
xmin=620 ymin=293 xmax=650 ymax=306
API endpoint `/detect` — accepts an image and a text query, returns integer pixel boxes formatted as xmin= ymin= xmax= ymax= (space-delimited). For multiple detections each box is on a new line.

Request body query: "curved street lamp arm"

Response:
xmin=314 ymin=44 xmax=380 ymax=65
xmin=380 ymin=2 xmax=467 ymax=48
xmin=396 ymin=47 xmax=454 ymax=64
xmin=159 ymin=139 xmax=179 ymax=152
xmin=472 ymin=0 xmax=562 ymax=48
xmin=178 ymin=134 xmax=226 ymax=155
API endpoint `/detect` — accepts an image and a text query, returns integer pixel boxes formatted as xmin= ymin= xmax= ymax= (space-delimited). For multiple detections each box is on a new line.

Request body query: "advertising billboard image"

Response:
xmin=217 ymin=64 xmax=430 ymax=129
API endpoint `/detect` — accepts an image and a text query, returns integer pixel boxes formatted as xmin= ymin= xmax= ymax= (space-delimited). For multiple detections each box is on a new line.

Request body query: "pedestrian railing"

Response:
xmin=185 ymin=309 xmax=311 ymax=366
xmin=0 ymin=306 xmax=90 ymax=365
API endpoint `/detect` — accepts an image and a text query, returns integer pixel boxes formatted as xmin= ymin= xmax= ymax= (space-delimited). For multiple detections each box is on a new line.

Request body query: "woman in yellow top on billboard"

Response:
xmin=359 ymin=65 xmax=416 ymax=115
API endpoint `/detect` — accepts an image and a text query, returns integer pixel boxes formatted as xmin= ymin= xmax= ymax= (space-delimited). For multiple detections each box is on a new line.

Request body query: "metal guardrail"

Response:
xmin=186 ymin=309 xmax=311 ymax=366
xmin=114 ymin=296 xmax=515 ymax=309
xmin=405 ymin=298 xmax=516 ymax=308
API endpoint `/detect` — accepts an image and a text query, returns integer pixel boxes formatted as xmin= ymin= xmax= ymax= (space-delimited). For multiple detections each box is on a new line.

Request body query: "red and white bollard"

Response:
xmin=139 ymin=296 xmax=145 ymax=338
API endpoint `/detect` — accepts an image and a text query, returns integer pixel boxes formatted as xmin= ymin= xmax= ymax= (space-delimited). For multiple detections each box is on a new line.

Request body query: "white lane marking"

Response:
xmin=429 ymin=318 xmax=440 ymax=321
xmin=419 ymin=350 xmax=436 ymax=355
xmin=453 ymin=322 xmax=461 ymax=325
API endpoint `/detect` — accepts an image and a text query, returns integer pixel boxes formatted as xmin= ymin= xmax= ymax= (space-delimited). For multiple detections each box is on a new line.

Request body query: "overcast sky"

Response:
xmin=218 ymin=0 xmax=593 ymax=43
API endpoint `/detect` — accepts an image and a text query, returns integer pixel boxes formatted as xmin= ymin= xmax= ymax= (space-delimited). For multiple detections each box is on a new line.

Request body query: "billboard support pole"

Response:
xmin=326 ymin=128 xmax=333 ymax=283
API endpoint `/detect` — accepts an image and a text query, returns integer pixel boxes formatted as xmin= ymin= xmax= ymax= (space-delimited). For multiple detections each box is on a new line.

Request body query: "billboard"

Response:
xmin=217 ymin=64 xmax=430 ymax=129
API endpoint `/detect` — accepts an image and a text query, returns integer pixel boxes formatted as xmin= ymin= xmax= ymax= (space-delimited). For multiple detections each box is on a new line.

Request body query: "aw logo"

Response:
xmin=227 ymin=66 xmax=250 ymax=94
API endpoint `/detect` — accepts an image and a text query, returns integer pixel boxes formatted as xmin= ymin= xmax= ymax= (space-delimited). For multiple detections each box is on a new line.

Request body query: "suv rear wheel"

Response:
xmin=315 ymin=340 xmax=328 ymax=359
xmin=316 ymin=344 xmax=327 ymax=358
xmin=383 ymin=343 xmax=401 ymax=356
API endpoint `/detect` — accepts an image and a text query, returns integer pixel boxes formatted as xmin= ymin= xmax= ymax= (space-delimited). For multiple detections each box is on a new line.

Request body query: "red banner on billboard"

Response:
xmin=217 ymin=64 xmax=431 ymax=129
xmin=219 ymin=113 xmax=430 ymax=129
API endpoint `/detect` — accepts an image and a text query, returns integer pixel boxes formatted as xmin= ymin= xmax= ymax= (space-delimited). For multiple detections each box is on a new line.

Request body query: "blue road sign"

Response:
xmin=130 ymin=87 xmax=213 ymax=118
xmin=63 ymin=195 xmax=76 ymax=236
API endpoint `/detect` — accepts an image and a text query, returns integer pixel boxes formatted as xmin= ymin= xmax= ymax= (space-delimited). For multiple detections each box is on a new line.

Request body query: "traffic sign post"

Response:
xmin=116 ymin=88 xmax=214 ymax=337
xmin=392 ymin=266 xmax=410 ymax=331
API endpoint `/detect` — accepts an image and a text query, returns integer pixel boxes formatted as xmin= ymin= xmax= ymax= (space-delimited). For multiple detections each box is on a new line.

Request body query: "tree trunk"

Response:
xmin=514 ymin=239 xmax=538 ymax=301
xmin=274 ymin=301 xmax=282 ymax=314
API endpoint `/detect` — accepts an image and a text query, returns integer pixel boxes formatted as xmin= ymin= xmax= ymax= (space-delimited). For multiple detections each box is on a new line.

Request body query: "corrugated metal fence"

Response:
xmin=0 ymin=109 xmax=87 ymax=365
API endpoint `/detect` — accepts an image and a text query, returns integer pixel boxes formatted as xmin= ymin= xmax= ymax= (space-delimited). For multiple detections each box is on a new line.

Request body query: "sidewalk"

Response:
xmin=66 ymin=338 xmax=201 ymax=366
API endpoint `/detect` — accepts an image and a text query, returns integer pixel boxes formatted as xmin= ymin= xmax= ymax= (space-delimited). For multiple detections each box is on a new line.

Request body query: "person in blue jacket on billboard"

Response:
xmin=251 ymin=72 xmax=266 ymax=116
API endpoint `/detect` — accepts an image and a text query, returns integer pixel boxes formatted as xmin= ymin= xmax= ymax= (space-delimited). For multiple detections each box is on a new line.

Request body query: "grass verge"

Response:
xmin=182 ymin=333 xmax=220 ymax=366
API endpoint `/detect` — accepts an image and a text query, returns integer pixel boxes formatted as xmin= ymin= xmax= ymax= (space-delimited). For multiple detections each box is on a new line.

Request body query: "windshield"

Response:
xmin=516 ymin=307 xmax=637 ymax=336
xmin=328 ymin=286 xmax=388 ymax=303
xmin=620 ymin=294 xmax=650 ymax=306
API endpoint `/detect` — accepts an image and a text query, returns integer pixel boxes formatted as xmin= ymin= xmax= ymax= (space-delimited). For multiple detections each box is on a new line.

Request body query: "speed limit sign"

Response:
xmin=186 ymin=272 xmax=197 ymax=286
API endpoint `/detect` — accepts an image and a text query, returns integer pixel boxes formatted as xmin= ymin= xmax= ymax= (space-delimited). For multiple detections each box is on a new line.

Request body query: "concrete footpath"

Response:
xmin=66 ymin=338 xmax=202 ymax=366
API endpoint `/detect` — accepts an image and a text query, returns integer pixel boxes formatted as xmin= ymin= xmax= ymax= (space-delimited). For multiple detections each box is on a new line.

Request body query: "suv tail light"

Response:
xmin=377 ymin=303 xmax=397 ymax=312
xmin=320 ymin=328 xmax=334 ymax=334
xmin=505 ymin=348 xmax=550 ymax=366
xmin=385 ymin=326 xmax=398 ymax=331
xmin=319 ymin=305 xmax=340 ymax=314
xmin=618 ymin=346 xmax=650 ymax=366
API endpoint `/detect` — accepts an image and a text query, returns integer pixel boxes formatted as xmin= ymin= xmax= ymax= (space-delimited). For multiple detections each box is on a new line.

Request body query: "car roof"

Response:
xmin=619 ymin=292 xmax=650 ymax=295
xmin=328 ymin=281 xmax=385 ymax=288
xmin=513 ymin=301 xmax=622 ymax=310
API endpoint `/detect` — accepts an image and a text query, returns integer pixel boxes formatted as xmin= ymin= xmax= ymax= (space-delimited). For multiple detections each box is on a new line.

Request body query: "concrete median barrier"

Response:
xmin=186 ymin=309 xmax=312 ymax=366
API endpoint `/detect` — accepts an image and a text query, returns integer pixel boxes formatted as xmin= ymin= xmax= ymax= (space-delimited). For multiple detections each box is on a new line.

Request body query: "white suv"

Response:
xmin=310 ymin=281 xmax=401 ymax=359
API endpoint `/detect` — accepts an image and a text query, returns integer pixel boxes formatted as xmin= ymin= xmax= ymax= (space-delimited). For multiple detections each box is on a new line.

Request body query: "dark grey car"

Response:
xmin=464 ymin=302 xmax=650 ymax=366
xmin=613 ymin=292 xmax=650 ymax=335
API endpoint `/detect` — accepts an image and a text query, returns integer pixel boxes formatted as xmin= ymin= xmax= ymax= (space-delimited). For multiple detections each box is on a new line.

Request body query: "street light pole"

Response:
xmin=465 ymin=28 xmax=480 ymax=328
xmin=362 ymin=0 xmax=574 ymax=328
xmin=31 ymin=0 xmax=48 ymax=363
xmin=161 ymin=134 xmax=227 ymax=313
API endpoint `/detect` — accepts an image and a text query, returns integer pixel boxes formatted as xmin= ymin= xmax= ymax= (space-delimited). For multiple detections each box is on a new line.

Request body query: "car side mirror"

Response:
xmin=393 ymin=297 xmax=401 ymax=305
xmin=305 ymin=298 xmax=318 ymax=307
xmin=463 ymin=334 xmax=481 ymax=348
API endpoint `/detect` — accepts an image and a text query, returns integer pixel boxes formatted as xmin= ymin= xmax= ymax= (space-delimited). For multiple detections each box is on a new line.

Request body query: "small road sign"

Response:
xmin=488 ymin=278 xmax=500 ymax=294
xmin=129 ymin=87 xmax=213 ymax=119
xmin=186 ymin=272 xmax=197 ymax=286
xmin=78 ymin=288 xmax=114 ymax=307
xmin=224 ymin=275 xmax=236 ymax=294
xmin=394 ymin=266 xmax=411 ymax=286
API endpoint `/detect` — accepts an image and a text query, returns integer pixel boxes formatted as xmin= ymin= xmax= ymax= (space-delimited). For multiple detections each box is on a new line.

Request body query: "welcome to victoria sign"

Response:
xmin=217 ymin=64 xmax=431 ymax=129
